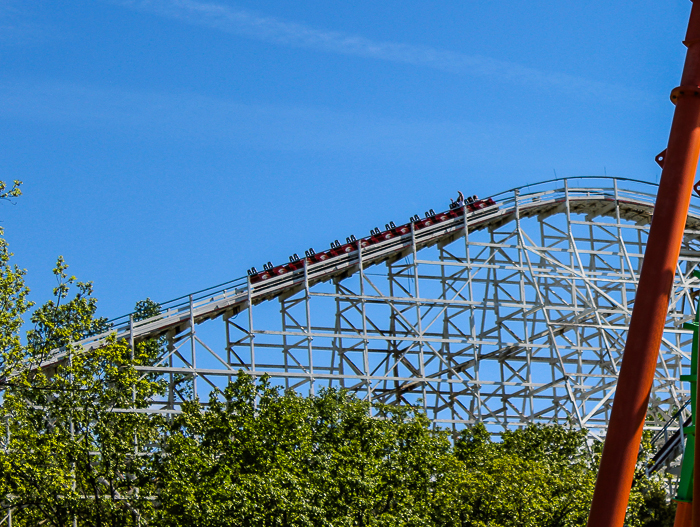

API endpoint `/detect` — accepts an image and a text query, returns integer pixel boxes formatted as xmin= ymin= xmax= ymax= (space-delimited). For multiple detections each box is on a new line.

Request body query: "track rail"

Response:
xmin=39 ymin=177 xmax=700 ymax=371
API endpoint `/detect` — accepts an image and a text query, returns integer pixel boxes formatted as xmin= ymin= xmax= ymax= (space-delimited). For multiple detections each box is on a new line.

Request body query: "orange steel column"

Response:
xmin=587 ymin=3 xmax=700 ymax=526
xmin=675 ymin=502 xmax=692 ymax=527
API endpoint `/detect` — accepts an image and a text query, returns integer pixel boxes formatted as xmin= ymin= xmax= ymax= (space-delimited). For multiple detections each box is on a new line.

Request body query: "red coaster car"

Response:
xmin=368 ymin=227 xmax=393 ymax=244
xmin=309 ymin=251 xmax=331 ymax=263
xmin=392 ymin=224 xmax=411 ymax=235
xmin=250 ymin=271 xmax=271 ymax=285
xmin=329 ymin=243 xmax=356 ymax=256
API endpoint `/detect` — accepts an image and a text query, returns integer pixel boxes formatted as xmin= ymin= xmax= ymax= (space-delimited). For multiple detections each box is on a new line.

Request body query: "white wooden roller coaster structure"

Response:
xmin=33 ymin=177 xmax=700 ymax=442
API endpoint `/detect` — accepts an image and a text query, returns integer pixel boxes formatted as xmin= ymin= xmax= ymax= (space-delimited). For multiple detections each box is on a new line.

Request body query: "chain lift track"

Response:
xmin=32 ymin=177 xmax=700 ymax=440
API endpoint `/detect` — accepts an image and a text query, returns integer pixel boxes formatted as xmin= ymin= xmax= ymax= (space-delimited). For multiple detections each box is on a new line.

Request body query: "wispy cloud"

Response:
xmin=117 ymin=0 xmax=647 ymax=101
xmin=0 ymin=1 xmax=49 ymax=45
xmin=0 ymin=80 xmax=512 ymax=161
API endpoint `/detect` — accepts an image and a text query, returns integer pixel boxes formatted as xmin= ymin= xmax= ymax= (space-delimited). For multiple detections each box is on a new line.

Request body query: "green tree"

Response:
xmin=445 ymin=424 xmax=598 ymax=527
xmin=0 ymin=181 xmax=32 ymax=382
xmin=153 ymin=374 xmax=455 ymax=526
xmin=1 ymin=261 xmax=165 ymax=526
xmin=443 ymin=423 xmax=674 ymax=527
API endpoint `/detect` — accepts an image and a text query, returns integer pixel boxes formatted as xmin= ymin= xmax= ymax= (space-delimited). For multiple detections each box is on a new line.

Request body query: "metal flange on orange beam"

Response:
xmin=587 ymin=2 xmax=700 ymax=526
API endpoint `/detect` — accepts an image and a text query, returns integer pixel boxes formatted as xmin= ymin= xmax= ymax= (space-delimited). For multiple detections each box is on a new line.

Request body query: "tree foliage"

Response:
xmin=1 ymin=365 xmax=677 ymax=526
xmin=0 ymin=181 xmax=679 ymax=526
xmin=153 ymin=378 xmax=454 ymax=526
xmin=1 ymin=262 xmax=165 ymax=526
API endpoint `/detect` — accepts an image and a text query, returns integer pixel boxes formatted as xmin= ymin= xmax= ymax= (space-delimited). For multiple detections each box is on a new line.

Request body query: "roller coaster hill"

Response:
xmin=34 ymin=177 xmax=699 ymax=474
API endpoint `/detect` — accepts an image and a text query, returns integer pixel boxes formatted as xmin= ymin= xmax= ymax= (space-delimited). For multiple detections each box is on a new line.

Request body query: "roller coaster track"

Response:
xmin=71 ymin=178 xmax=696 ymax=350
xmin=32 ymin=177 xmax=700 ymax=446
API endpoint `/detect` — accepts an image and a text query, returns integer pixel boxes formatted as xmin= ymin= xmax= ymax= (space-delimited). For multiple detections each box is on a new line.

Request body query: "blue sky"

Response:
xmin=0 ymin=0 xmax=693 ymax=317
